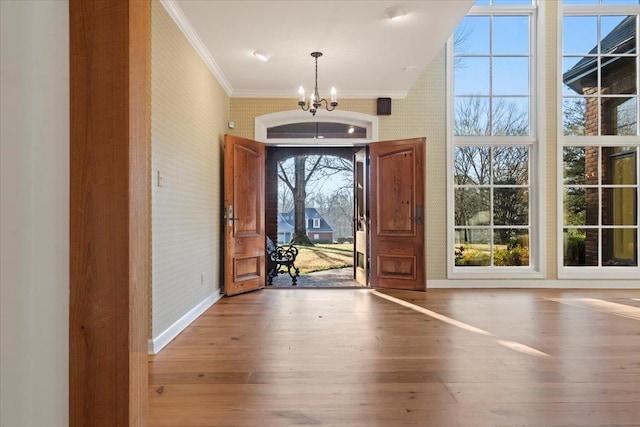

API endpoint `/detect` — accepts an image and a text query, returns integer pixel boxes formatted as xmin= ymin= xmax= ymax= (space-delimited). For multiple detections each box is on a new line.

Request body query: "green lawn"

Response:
xmin=294 ymin=243 xmax=354 ymax=274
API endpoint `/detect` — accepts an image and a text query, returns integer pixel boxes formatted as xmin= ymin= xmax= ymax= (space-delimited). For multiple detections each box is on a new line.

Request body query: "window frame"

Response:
xmin=557 ymin=2 xmax=640 ymax=279
xmin=447 ymin=1 xmax=545 ymax=279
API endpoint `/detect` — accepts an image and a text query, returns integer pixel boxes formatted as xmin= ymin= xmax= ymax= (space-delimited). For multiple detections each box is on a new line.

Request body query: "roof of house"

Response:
xmin=279 ymin=208 xmax=334 ymax=233
xmin=563 ymin=16 xmax=637 ymax=94
xmin=276 ymin=213 xmax=294 ymax=233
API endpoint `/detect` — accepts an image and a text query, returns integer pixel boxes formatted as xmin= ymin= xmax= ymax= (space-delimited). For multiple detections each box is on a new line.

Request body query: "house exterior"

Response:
xmin=276 ymin=213 xmax=294 ymax=243
xmin=562 ymin=16 xmax=638 ymax=267
xmin=278 ymin=208 xmax=334 ymax=243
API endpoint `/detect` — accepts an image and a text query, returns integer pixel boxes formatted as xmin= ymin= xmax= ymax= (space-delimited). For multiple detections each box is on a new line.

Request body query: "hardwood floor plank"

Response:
xmin=149 ymin=289 xmax=640 ymax=427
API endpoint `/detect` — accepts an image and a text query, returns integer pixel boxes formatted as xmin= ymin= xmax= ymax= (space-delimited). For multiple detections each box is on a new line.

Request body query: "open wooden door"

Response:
xmin=369 ymin=138 xmax=425 ymax=291
xmin=354 ymin=148 xmax=368 ymax=285
xmin=224 ymin=135 xmax=266 ymax=296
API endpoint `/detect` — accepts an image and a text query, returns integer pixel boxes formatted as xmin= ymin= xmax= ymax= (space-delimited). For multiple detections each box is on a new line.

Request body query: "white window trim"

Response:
xmin=313 ymin=218 xmax=321 ymax=228
xmin=254 ymin=110 xmax=379 ymax=146
xmin=557 ymin=2 xmax=640 ymax=279
xmin=447 ymin=1 xmax=545 ymax=279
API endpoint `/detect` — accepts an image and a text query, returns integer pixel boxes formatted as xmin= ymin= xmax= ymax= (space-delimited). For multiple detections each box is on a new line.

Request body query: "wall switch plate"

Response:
xmin=228 ymin=121 xmax=235 ymax=129
xmin=200 ymin=273 xmax=205 ymax=286
xmin=157 ymin=170 xmax=164 ymax=187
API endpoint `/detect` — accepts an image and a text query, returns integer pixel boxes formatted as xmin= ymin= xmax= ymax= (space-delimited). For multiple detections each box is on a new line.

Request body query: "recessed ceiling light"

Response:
xmin=253 ymin=51 xmax=269 ymax=62
xmin=403 ymin=65 xmax=417 ymax=71
xmin=385 ymin=6 xmax=407 ymax=21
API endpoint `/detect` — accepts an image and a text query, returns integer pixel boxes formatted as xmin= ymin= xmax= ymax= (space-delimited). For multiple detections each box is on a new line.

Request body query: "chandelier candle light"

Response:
xmin=298 ymin=52 xmax=338 ymax=116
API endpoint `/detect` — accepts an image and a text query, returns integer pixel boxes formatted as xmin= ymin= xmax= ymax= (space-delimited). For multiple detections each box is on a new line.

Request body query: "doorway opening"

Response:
xmin=266 ymin=146 xmax=363 ymax=288
xmin=224 ymin=134 xmax=425 ymax=295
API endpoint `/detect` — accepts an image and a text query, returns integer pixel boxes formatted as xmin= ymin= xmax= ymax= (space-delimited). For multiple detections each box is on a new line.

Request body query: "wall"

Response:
xmin=150 ymin=2 xmax=230 ymax=350
xmin=543 ymin=1 xmax=560 ymax=279
xmin=0 ymin=1 xmax=69 ymax=425
xmin=230 ymin=51 xmax=448 ymax=280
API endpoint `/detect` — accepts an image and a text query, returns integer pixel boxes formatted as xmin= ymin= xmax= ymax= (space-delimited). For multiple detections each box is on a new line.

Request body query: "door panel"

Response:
xmin=224 ymin=135 xmax=266 ymax=296
xmin=370 ymin=138 xmax=425 ymax=291
xmin=354 ymin=148 xmax=368 ymax=285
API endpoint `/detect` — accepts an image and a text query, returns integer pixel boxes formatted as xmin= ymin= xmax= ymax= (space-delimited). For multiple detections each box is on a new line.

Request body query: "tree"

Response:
xmin=278 ymin=155 xmax=354 ymax=245
xmin=278 ymin=155 xmax=324 ymax=245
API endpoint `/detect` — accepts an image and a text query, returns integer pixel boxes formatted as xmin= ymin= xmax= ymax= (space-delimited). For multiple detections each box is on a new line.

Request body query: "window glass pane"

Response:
xmin=494 ymin=189 xmax=529 ymax=225
xmin=454 ymin=16 xmax=490 ymax=55
xmin=603 ymin=188 xmax=637 ymax=225
xmin=601 ymin=96 xmax=638 ymax=135
xmin=562 ymin=97 xmax=589 ymax=136
xmin=601 ymin=57 xmax=637 ymax=95
xmin=492 ymin=97 xmax=529 ymax=135
xmin=566 ymin=146 xmax=599 ymax=185
xmin=267 ymin=122 xmax=366 ymax=139
xmin=563 ymin=16 xmax=598 ymax=54
xmin=603 ymin=147 xmax=637 ymax=184
xmin=564 ymin=188 xmax=586 ymax=226
xmin=584 ymin=228 xmax=601 ymax=265
xmin=602 ymin=0 xmax=640 ymax=5
xmin=455 ymin=229 xmax=491 ymax=266
xmin=455 ymin=146 xmax=491 ymax=184
xmin=601 ymin=0 xmax=640 ymax=4
xmin=602 ymin=228 xmax=637 ymax=265
xmin=564 ymin=187 xmax=599 ymax=225
xmin=493 ymin=57 xmax=529 ymax=95
xmin=455 ymin=57 xmax=490 ymax=95
xmin=455 ymin=188 xmax=490 ymax=226
xmin=563 ymin=228 xmax=595 ymax=266
xmin=493 ymin=229 xmax=530 ymax=266
xmin=492 ymin=0 xmax=532 ymax=4
xmin=494 ymin=146 xmax=529 ymax=185
xmin=563 ymin=56 xmax=595 ymax=95
xmin=601 ymin=16 xmax=636 ymax=54
xmin=563 ymin=0 xmax=599 ymax=4
xmin=586 ymin=187 xmax=601 ymax=225
xmin=474 ymin=0 xmax=490 ymax=6
xmin=493 ymin=16 xmax=529 ymax=54
xmin=563 ymin=146 xmax=587 ymax=185
xmin=455 ymin=97 xmax=490 ymax=136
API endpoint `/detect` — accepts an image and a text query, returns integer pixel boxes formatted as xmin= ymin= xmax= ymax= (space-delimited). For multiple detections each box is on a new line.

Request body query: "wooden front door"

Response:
xmin=224 ymin=135 xmax=266 ymax=296
xmin=369 ymin=138 xmax=425 ymax=291
xmin=354 ymin=148 xmax=368 ymax=285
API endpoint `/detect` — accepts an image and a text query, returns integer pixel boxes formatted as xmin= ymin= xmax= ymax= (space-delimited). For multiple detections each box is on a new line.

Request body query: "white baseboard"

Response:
xmin=427 ymin=279 xmax=640 ymax=289
xmin=148 ymin=290 xmax=223 ymax=354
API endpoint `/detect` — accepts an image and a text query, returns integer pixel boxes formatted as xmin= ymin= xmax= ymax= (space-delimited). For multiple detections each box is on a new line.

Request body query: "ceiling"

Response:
xmin=167 ymin=0 xmax=474 ymax=99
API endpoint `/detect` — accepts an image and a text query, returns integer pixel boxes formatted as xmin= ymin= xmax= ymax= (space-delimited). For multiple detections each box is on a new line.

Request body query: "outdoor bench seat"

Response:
xmin=266 ymin=237 xmax=299 ymax=286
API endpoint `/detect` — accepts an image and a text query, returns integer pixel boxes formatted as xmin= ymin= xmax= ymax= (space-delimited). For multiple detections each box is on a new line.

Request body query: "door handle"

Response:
xmin=227 ymin=205 xmax=239 ymax=226
xmin=416 ymin=205 xmax=423 ymax=225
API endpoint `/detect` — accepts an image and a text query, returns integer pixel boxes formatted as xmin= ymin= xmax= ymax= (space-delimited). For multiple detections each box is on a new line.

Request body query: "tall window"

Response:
xmin=560 ymin=1 xmax=639 ymax=277
xmin=450 ymin=0 xmax=539 ymax=275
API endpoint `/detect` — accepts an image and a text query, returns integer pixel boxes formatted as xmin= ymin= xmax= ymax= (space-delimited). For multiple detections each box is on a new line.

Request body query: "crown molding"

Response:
xmin=160 ymin=0 xmax=233 ymax=96
xmin=231 ymin=89 xmax=408 ymax=99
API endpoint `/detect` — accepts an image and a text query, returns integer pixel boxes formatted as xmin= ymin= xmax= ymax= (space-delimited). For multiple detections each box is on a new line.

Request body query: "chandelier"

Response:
xmin=298 ymin=52 xmax=338 ymax=116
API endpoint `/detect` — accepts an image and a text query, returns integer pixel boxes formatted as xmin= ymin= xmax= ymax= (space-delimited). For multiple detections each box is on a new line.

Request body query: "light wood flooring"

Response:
xmin=149 ymin=288 xmax=640 ymax=426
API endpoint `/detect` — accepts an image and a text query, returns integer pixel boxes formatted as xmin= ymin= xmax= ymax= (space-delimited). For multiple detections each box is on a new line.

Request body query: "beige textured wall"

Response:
xmin=151 ymin=2 xmax=229 ymax=339
xmin=230 ymin=49 xmax=448 ymax=280
xmin=544 ymin=1 xmax=558 ymax=278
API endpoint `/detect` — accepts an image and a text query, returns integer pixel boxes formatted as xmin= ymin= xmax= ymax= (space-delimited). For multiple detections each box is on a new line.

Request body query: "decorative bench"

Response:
xmin=266 ymin=237 xmax=299 ymax=286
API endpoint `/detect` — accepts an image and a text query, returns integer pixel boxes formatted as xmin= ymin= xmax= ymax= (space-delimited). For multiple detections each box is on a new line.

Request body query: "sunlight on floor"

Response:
xmin=546 ymin=297 xmax=640 ymax=321
xmin=370 ymin=290 xmax=550 ymax=358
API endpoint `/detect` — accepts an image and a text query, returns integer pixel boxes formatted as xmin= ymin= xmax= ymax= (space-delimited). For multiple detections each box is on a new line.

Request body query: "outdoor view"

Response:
xmin=453 ymin=7 xmax=639 ymax=268
xmin=452 ymin=12 xmax=533 ymax=267
xmin=561 ymin=13 xmax=638 ymax=267
xmin=274 ymin=154 xmax=355 ymax=284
